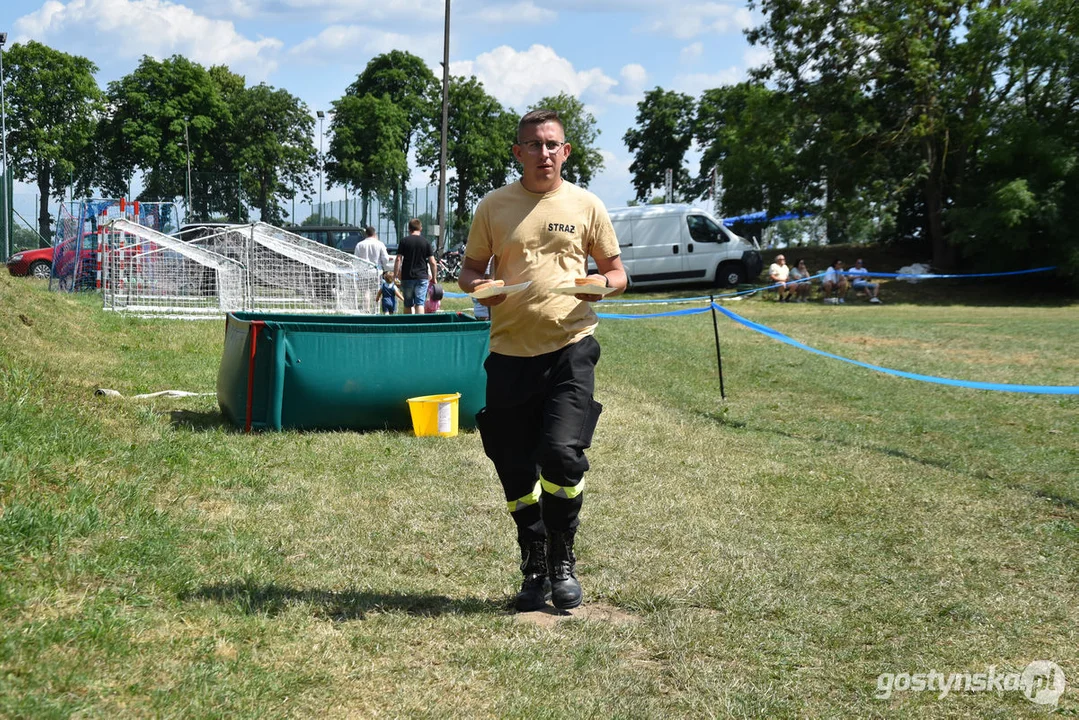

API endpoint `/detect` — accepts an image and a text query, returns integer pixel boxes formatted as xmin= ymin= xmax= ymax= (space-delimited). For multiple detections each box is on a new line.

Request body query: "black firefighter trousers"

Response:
xmin=475 ymin=335 xmax=603 ymax=544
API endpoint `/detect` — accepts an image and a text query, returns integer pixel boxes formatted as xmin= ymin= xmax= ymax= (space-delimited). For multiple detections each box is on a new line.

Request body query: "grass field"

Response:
xmin=1 ymin=268 xmax=1076 ymax=719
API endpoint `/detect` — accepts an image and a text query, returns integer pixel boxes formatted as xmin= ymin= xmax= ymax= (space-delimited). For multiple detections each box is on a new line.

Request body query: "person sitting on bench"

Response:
xmin=848 ymin=258 xmax=883 ymax=303
xmin=821 ymin=259 xmax=849 ymax=304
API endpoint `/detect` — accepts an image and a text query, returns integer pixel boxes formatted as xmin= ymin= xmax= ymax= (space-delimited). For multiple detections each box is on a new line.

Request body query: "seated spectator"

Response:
xmin=788 ymin=259 xmax=812 ymax=302
xmin=821 ymin=259 xmax=849 ymax=304
xmin=848 ymin=258 xmax=883 ymax=303
xmin=767 ymin=253 xmax=793 ymax=302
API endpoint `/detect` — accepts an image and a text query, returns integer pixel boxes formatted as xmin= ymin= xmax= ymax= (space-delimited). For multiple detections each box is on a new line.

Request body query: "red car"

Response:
xmin=6 ymin=247 xmax=54 ymax=279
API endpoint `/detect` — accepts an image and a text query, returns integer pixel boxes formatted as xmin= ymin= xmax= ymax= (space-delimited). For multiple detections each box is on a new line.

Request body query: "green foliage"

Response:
xmin=695 ymin=83 xmax=807 ymax=219
xmin=2 ymin=41 xmax=102 ymax=239
xmin=233 ymin=83 xmax=317 ymax=225
xmin=416 ymin=76 xmax=517 ymax=229
xmin=327 ymin=93 xmax=409 ymax=226
xmin=742 ymin=0 xmax=1079 ymax=273
xmin=98 ymin=55 xmax=233 ymax=216
xmin=11 ymin=225 xmax=47 ymax=252
xmin=345 ymin=52 xmax=438 ymax=234
xmin=529 ymin=92 xmax=604 ymax=187
xmin=300 ymin=213 xmax=341 ymax=226
xmin=624 ymin=88 xmax=696 ymax=203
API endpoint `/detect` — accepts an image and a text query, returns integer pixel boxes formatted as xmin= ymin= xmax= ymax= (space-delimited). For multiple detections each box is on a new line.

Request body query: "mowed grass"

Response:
xmin=0 ymin=273 xmax=1076 ymax=719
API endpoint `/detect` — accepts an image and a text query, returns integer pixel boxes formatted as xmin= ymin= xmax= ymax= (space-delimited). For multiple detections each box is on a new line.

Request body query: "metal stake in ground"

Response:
xmin=710 ymin=295 xmax=726 ymax=399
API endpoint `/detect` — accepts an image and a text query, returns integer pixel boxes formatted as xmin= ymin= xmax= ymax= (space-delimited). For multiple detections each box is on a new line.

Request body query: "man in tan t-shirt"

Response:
xmin=459 ymin=109 xmax=626 ymax=613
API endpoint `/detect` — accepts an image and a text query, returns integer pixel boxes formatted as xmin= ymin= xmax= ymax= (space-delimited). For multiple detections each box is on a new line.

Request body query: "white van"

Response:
xmin=602 ymin=204 xmax=762 ymax=288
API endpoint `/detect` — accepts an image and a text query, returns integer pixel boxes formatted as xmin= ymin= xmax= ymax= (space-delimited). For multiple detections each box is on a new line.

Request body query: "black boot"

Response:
xmin=515 ymin=540 xmax=551 ymax=612
xmin=546 ymin=530 xmax=583 ymax=609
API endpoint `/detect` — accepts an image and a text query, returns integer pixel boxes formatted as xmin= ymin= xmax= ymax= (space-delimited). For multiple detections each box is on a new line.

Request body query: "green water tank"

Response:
xmin=217 ymin=312 xmax=490 ymax=432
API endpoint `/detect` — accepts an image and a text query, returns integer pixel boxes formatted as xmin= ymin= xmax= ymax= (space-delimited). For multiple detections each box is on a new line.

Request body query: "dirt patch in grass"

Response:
xmin=512 ymin=602 xmax=639 ymax=628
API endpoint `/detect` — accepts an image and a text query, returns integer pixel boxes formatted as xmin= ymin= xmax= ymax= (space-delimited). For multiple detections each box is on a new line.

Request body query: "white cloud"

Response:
xmin=620 ymin=64 xmax=647 ymax=93
xmin=468 ymin=1 xmax=557 ymax=25
xmin=680 ymin=41 xmax=703 ymax=64
xmin=673 ymin=67 xmax=741 ymax=96
xmin=14 ymin=0 xmax=282 ymax=80
xmin=450 ymin=45 xmax=616 ymax=109
xmin=239 ymin=0 xmax=444 ymax=24
xmin=599 ymin=64 xmax=648 ymax=107
xmin=288 ymin=24 xmax=441 ymax=66
xmin=589 ymin=147 xmax=637 ymax=207
xmin=645 ymin=3 xmax=754 ymax=39
xmin=743 ymin=44 xmax=773 ymax=72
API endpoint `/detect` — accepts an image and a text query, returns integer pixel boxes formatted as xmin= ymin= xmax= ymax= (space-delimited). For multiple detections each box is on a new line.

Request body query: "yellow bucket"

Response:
xmin=406 ymin=393 xmax=461 ymax=437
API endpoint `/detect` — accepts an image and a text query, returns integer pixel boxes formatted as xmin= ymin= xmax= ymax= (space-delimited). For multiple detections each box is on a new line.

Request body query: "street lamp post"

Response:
xmin=438 ymin=0 xmax=450 ymax=254
xmin=316 ymin=110 xmax=324 ymax=224
xmin=184 ymin=116 xmax=192 ymax=218
xmin=0 ymin=32 xmax=10 ymax=260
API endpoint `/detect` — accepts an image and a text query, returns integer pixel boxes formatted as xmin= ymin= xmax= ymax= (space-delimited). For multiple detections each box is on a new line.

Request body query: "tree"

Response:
xmin=346 ymin=52 xmax=438 ymax=236
xmin=745 ymin=0 xmax=1077 ymax=267
xmin=945 ymin=0 xmax=1079 ymax=277
xmin=694 ymin=83 xmax=807 ymax=219
xmin=416 ymin=75 xmax=517 ymax=230
xmin=2 ymin=41 xmax=102 ymax=240
xmin=232 ymin=83 xmax=317 ymax=225
xmin=325 ymin=94 xmax=409 ymax=227
xmin=98 ymin=55 xmax=231 ymax=218
xmin=623 ymin=88 xmax=696 ymax=203
xmin=528 ymin=93 xmax=604 ymax=187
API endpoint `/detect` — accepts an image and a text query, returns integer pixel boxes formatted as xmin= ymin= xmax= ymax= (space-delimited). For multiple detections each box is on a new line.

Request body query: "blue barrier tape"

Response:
xmin=851 ymin=266 xmax=1057 ymax=280
xmin=711 ymin=303 xmax=1079 ymax=395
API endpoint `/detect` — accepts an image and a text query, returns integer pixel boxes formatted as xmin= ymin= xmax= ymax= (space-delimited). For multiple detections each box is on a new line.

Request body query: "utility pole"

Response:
xmin=438 ymin=0 xmax=450 ymax=254
xmin=316 ymin=110 xmax=325 ymax=224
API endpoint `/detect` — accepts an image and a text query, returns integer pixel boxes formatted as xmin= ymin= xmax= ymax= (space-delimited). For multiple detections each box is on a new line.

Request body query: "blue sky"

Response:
xmin=4 ymin=0 xmax=769 ymax=217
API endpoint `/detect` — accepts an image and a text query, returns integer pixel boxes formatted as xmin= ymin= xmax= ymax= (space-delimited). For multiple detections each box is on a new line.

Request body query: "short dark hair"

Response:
xmin=408 ymin=218 xmax=422 ymax=233
xmin=365 ymin=226 xmax=376 ymax=237
xmin=517 ymin=109 xmax=564 ymax=142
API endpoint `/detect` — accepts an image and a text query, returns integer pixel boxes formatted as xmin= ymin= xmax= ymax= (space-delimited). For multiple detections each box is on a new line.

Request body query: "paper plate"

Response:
xmin=469 ymin=281 xmax=531 ymax=299
xmin=550 ymin=284 xmax=619 ymax=297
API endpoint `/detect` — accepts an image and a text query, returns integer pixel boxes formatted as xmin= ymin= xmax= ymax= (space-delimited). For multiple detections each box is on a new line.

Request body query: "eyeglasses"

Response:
xmin=518 ymin=140 xmax=566 ymax=154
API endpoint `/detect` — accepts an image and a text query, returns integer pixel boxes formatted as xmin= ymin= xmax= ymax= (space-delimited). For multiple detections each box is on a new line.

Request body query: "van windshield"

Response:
xmin=686 ymin=215 xmax=728 ymax=244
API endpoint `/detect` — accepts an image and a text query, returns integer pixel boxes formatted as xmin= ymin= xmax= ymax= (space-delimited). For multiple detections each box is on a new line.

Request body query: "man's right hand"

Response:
xmin=472 ymin=279 xmax=507 ymax=307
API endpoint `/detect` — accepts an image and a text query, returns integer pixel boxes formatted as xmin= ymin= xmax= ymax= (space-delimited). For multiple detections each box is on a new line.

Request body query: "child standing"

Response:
xmin=424 ymin=282 xmax=444 ymax=314
xmin=376 ymin=271 xmax=404 ymax=315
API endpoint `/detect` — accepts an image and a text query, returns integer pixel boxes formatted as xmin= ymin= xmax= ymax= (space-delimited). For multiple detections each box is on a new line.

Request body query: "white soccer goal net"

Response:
xmin=103 ymin=220 xmax=381 ymax=317
xmin=103 ymin=219 xmax=246 ymax=316
xmin=247 ymin=222 xmax=379 ymax=314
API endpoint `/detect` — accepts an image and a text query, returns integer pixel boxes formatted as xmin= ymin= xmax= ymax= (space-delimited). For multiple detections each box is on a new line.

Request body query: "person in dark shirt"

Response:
xmin=394 ymin=219 xmax=437 ymax=314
